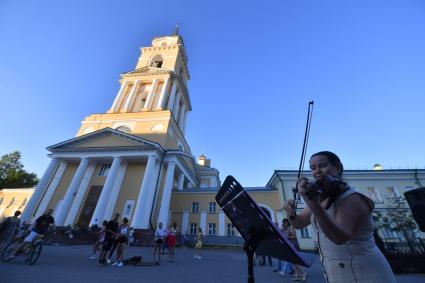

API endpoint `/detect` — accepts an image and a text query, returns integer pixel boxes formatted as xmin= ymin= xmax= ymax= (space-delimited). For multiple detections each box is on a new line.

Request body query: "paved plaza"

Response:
xmin=0 ymin=245 xmax=423 ymax=283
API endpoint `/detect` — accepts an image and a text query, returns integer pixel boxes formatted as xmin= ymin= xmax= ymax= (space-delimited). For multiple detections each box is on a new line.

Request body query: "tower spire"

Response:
xmin=173 ymin=23 xmax=180 ymax=35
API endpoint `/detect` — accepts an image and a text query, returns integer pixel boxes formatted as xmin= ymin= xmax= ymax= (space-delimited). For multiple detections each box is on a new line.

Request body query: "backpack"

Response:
xmin=123 ymin=256 xmax=142 ymax=265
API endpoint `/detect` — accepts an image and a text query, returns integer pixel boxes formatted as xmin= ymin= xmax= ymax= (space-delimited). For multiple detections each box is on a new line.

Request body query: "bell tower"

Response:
xmin=77 ymin=31 xmax=192 ymax=152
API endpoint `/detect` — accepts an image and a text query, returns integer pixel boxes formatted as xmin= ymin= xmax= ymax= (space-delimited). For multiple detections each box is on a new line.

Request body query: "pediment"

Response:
xmin=48 ymin=128 xmax=160 ymax=152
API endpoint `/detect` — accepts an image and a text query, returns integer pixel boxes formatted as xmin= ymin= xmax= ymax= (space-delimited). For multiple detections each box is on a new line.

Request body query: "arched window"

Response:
xmin=115 ymin=126 xmax=132 ymax=133
xmin=150 ymin=55 xmax=164 ymax=68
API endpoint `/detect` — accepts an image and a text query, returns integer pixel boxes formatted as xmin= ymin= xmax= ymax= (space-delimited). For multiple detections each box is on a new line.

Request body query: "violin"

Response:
xmin=305 ymin=176 xmax=347 ymax=200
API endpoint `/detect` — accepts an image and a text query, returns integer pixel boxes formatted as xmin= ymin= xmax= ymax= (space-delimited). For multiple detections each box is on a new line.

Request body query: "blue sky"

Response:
xmin=1 ymin=1 xmax=425 ymax=186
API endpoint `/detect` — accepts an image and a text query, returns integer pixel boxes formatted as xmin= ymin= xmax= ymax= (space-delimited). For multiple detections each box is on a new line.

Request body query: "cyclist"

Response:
xmin=9 ymin=208 xmax=55 ymax=259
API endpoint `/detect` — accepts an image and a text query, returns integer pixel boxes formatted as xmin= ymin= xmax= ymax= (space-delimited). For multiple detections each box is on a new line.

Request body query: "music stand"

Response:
xmin=215 ymin=176 xmax=310 ymax=283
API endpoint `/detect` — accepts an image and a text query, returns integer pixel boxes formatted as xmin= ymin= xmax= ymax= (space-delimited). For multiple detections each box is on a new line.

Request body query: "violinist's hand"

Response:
xmin=297 ymin=177 xmax=309 ymax=197
xmin=297 ymin=177 xmax=321 ymax=209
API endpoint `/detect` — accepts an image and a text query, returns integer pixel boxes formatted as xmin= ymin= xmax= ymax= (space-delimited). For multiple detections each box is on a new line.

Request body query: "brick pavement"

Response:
xmin=0 ymin=245 xmax=423 ymax=283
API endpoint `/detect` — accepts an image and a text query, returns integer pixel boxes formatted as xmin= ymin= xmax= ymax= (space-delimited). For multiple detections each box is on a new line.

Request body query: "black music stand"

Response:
xmin=215 ymin=176 xmax=310 ymax=283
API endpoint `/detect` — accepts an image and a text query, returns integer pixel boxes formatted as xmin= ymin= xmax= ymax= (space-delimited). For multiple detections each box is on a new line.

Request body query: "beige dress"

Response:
xmin=311 ymin=188 xmax=396 ymax=283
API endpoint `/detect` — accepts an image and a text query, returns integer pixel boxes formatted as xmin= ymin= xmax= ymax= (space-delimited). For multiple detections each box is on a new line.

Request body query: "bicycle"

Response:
xmin=1 ymin=233 xmax=44 ymax=265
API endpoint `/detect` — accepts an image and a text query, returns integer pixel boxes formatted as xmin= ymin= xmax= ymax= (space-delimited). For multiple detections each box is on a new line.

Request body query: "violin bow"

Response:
xmin=291 ymin=101 xmax=314 ymax=219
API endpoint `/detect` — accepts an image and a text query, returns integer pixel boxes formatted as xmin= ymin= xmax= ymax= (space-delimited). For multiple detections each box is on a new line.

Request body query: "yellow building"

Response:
xmin=0 ymin=188 xmax=35 ymax=221
xmin=20 ymin=32 xmax=282 ymax=235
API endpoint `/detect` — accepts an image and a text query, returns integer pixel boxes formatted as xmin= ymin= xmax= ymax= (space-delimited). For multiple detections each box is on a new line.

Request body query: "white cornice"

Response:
xmin=81 ymin=117 xmax=170 ymax=124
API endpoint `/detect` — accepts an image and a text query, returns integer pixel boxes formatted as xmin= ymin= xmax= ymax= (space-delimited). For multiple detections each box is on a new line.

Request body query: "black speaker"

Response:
xmin=404 ymin=187 xmax=425 ymax=232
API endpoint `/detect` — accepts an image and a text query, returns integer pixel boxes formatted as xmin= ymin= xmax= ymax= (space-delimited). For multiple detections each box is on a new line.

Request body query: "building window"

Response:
xmin=150 ymin=55 xmax=163 ymax=68
xmin=208 ymin=202 xmax=216 ymax=213
xmin=192 ymin=202 xmax=199 ymax=213
xmin=99 ymin=163 xmax=112 ymax=176
xmin=8 ymin=197 xmax=16 ymax=207
xmin=300 ymin=226 xmax=311 ymax=238
xmin=367 ymin=187 xmax=383 ymax=203
xmin=208 ymin=223 xmax=216 ymax=235
xmin=190 ymin=223 xmax=197 ymax=235
xmin=227 ymin=223 xmax=236 ymax=236
xmin=20 ymin=198 xmax=28 ymax=208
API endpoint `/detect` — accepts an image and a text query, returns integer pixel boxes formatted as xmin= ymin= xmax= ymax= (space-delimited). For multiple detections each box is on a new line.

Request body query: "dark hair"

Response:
xmin=14 ymin=210 xmax=22 ymax=217
xmin=123 ymin=217 xmax=128 ymax=223
xmin=310 ymin=151 xmax=343 ymax=176
xmin=282 ymin=218 xmax=290 ymax=226
xmin=102 ymin=220 xmax=108 ymax=226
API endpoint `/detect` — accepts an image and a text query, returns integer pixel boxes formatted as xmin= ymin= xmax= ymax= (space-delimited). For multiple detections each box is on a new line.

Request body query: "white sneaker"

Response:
xmin=107 ymin=259 xmax=112 ymax=264
xmin=111 ymin=261 xmax=118 ymax=266
xmin=117 ymin=262 xmax=123 ymax=267
xmin=89 ymin=255 xmax=97 ymax=260
xmin=197 ymin=256 xmax=202 ymax=260
xmin=193 ymin=256 xmax=198 ymax=259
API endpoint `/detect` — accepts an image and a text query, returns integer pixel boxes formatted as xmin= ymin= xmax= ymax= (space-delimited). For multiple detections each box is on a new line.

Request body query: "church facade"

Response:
xmin=20 ymin=33 xmax=281 ymax=234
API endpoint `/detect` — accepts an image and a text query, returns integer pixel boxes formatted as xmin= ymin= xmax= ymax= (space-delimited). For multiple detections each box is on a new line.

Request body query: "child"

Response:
xmin=167 ymin=223 xmax=177 ymax=261
xmin=193 ymin=228 xmax=203 ymax=259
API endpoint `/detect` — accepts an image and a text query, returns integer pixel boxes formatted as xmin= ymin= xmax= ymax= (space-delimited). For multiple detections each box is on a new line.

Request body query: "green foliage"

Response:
xmin=0 ymin=151 xmax=38 ymax=188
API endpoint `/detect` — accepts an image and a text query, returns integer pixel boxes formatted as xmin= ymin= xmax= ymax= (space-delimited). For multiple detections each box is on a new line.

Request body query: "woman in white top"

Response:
xmin=153 ymin=222 xmax=165 ymax=261
xmin=115 ymin=217 xmax=129 ymax=267
xmin=285 ymin=151 xmax=396 ymax=283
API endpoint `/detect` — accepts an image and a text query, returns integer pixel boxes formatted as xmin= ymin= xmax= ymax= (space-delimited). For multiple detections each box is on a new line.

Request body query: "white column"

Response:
xmin=200 ymin=209 xmax=207 ymax=235
xmin=63 ymin=163 xmax=96 ymax=225
xmin=21 ymin=159 xmax=60 ymax=222
xmin=172 ymin=92 xmax=181 ymax=120
xmin=219 ymin=211 xmax=225 ymax=236
xmin=177 ymin=173 xmax=185 ymax=191
xmin=182 ymin=111 xmax=188 ymax=133
xmin=102 ymin=161 xmax=128 ymax=221
xmin=110 ymin=81 xmax=129 ymax=112
xmin=167 ymin=81 xmax=177 ymax=111
xmin=143 ymin=79 xmax=158 ymax=111
xmin=33 ymin=160 xmax=68 ymax=220
xmin=181 ymin=209 xmax=189 ymax=234
xmin=177 ymin=104 xmax=186 ymax=129
xmin=89 ymin=157 xmax=122 ymax=225
xmin=122 ymin=80 xmax=140 ymax=112
xmin=157 ymin=161 xmax=176 ymax=226
xmin=131 ymin=155 xmax=159 ymax=228
xmin=156 ymin=78 xmax=170 ymax=110
xmin=55 ymin=158 xmax=90 ymax=225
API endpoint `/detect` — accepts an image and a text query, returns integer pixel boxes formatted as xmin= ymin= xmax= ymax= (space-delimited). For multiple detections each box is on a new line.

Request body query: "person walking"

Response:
xmin=193 ymin=228 xmax=203 ymax=259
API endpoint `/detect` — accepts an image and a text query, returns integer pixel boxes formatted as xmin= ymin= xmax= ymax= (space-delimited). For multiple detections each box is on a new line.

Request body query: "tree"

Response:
xmin=373 ymin=195 xmax=420 ymax=252
xmin=0 ymin=151 xmax=38 ymax=188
